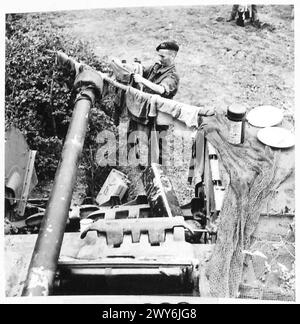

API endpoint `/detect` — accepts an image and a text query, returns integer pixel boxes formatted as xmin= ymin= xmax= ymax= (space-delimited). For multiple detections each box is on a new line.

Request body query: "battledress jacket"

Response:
xmin=126 ymin=62 xmax=180 ymax=134
xmin=142 ymin=62 xmax=180 ymax=99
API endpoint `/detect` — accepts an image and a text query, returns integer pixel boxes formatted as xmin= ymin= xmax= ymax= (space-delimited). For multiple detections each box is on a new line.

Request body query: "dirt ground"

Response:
xmin=45 ymin=4 xmax=294 ymax=114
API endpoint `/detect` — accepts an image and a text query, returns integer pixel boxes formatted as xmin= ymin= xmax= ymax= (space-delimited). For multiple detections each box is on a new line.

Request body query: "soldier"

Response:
xmin=129 ymin=41 xmax=180 ymax=165
xmin=227 ymin=4 xmax=260 ymax=27
xmin=133 ymin=40 xmax=180 ymax=100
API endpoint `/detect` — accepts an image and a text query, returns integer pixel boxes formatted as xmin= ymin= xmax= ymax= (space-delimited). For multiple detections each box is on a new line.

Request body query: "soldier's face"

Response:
xmin=157 ymin=49 xmax=176 ymax=66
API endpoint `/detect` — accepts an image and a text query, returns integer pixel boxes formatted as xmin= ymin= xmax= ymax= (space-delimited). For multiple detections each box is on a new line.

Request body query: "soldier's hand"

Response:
xmin=200 ymin=116 xmax=219 ymax=135
xmin=133 ymin=73 xmax=144 ymax=84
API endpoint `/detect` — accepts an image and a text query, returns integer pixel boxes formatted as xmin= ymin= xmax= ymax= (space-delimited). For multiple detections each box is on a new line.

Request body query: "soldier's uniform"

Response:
xmin=142 ymin=62 xmax=179 ymax=100
xmin=142 ymin=40 xmax=180 ymax=100
xmin=128 ymin=41 xmax=180 ymax=165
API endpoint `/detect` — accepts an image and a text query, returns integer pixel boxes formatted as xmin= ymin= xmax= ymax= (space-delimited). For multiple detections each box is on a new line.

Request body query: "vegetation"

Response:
xmin=5 ymin=13 xmax=116 ymax=197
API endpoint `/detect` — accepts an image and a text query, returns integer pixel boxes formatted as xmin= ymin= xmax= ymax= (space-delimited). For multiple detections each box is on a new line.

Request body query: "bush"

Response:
xmin=5 ymin=13 xmax=115 ymax=184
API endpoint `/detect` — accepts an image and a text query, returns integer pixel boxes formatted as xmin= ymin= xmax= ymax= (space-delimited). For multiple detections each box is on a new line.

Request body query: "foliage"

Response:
xmin=5 ymin=13 xmax=115 ymax=183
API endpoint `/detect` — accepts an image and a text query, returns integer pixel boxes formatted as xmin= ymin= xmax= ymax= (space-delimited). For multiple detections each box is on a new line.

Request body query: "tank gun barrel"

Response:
xmin=22 ymin=68 xmax=103 ymax=296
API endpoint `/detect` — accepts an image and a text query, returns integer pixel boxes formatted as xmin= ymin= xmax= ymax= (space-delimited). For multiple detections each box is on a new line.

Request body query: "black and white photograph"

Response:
xmin=2 ymin=1 xmax=297 ymax=305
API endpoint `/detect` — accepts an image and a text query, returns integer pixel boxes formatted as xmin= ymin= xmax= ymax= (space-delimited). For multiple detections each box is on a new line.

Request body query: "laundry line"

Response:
xmin=54 ymin=51 xmax=215 ymax=129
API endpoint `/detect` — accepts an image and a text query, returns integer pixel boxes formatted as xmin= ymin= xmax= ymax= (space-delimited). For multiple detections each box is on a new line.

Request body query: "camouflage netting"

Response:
xmin=201 ymin=113 xmax=288 ymax=298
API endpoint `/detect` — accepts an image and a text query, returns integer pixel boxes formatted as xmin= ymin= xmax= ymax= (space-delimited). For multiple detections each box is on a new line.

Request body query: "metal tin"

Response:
xmin=227 ymin=104 xmax=246 ymax=144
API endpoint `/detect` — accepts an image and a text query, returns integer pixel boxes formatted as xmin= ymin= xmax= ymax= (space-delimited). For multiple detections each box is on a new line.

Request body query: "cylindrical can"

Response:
xmin=227 ymin=104 xmax=247 ymax=144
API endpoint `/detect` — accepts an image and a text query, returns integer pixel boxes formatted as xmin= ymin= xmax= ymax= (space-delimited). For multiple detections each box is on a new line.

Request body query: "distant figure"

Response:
xmin=227 ymin=4 xmax=260 ymax=27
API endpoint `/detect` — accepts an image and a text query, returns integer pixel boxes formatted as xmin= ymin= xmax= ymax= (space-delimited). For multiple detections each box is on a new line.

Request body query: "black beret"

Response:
xmin=156 ymin=41 xmax=179 ymax=52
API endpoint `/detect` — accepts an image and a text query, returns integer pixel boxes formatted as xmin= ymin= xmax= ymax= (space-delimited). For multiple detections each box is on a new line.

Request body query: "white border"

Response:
xmin=0 ymin=0 xmax=298 ymax=305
